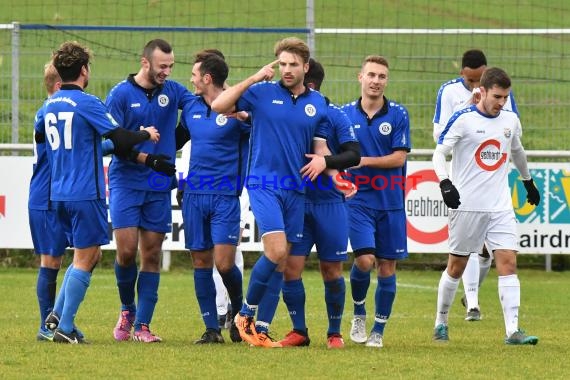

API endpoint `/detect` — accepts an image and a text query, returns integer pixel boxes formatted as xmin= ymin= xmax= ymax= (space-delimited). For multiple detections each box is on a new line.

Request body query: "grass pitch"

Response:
xmin=0 ymin=267 xmax=568 ymax=379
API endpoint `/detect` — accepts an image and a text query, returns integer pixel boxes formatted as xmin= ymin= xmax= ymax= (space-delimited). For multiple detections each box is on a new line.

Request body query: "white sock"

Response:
xmin=435 ymin=270 xmax=460 ymax=327
xmin=235 ymin=247 xmax=244 ymax=275
xmin=498 ymin=274 xmax=520 ymax=337
xmin=213 ymin=265 xmax=229 ymax=315
xmin=478 ymin=254 xmax=492 ymax=287
xmin=462 ymin=253 xmax=480 ymax=310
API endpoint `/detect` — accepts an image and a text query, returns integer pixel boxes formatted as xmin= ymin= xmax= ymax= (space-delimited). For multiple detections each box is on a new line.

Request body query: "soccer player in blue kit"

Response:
xmin=41 ymin=41 xmax=160 ymax=344
xmin=342 ymin=55 xmax=411 ymax=348
xmin=30 ymin=63 xmax=67 ymax=341
xmin=211 ymin=37 xmax=331 ymax=348
xmin=105 ymin=39 xmax=196 ymax=343
xmin=176 ymin=53 xmax=249 ymax=344
xmin=276 ymin=58 xmax=361 ymax=349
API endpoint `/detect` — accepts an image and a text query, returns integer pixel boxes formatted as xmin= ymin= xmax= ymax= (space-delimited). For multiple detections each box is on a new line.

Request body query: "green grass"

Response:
xmin=1 ymin=0 xmax=570 ymax=150
xmin=1 ymin=267 xmax=569 ymax=379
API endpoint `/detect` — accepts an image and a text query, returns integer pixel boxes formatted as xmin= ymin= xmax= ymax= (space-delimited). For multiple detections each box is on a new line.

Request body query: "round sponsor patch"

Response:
xmin=305 ymin=104 xmax=316 ymax=117
xmin=158 ymin=94 xmax=169 ymax=107
xmin=379 ymin=122 xmax=392 ymax=135
xmin=216 ymin=114 xmax=228 ymax=126
xmin=474 ymin=139 xmax=507 ymax=171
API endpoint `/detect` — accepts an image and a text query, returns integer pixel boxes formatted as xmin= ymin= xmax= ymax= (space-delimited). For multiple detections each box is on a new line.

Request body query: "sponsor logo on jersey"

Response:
xmin=216 ymin=114 xmax=228 ymax=126
xmin=475 ymin=139 xmax=507 ymax=171
xmin=379 ymin=122 xmax=392 ymax=135
xmin=0 ymin=195 xmax=5 ymax=217
xmin=130 ymin=103 xmax=141 ymax=108
xmin=158 ymin=94 xmax=169 ymax=107
xmin=272 ymin=99 xmax=284 ymax=105
xmin=305 ymin=104 xmax=316 ymax=117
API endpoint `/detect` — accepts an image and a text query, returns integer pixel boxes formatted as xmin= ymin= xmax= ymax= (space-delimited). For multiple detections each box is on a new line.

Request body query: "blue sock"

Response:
xmin=135 ymin=271 xmax=159 ymax=330
xmin=282 ymin=279 xmax=306 ymax=332
xmin=115 ymin=261 xmax=137 ymax=312
xmin=194 ymin=268 xmax=219 ymax=330
xmin=37 ymin=267 xmax=59 ymax=330
xmin=59 ymin=267 xmax=91 ymax=333
xmin=350 ymin=264 xmax=370 ymax=316
xmin=255 ymin=271 xmax=283 ymax=334
xmin=240 ymin=255 xmax=277 ymax=316
xmin=53 ymin=264 xmax=73 ymax=317
xmin=324 ymin=277 xmax=345 ymax=336
xmin=219 ymin=265 xmax=243 ymax=318
xmin=372 ymin=274 xmax=397 ymax=335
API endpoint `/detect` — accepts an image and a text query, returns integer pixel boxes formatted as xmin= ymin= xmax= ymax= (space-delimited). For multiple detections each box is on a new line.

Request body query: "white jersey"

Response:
xmin=433 ymin=77 xmax=518 ymax=142
xmin=439 ymin=105 xmax=522 ymax=212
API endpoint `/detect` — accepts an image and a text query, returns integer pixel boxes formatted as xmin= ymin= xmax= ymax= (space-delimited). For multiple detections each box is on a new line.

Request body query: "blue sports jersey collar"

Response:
xmin=356 ymin=96 xmax=389 ymax=121
xmin=60 ymin=84 xmax=83 ymax=91
xmin=127 ymin=74 xmax=164 ymax=99
xmin=458 ymin=77 xmax=470 ymax=91
xmin=278 ymin=80 xmax=311 ymax=99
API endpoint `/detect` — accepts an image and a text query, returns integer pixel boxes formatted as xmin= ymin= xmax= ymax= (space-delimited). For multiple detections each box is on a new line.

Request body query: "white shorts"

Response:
xmin=448 ymin=209 xmax=518 ymax=256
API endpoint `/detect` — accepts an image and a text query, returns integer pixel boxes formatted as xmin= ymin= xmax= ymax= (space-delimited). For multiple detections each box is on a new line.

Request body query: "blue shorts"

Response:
xmin=182 ymin=193 xmax=240 ymax=251
xmin=348 ymin=203 xmax=408 ymax=260
xmin=109 ymin=188 xmax=172 ymax=233
xmin=54 ymin=200 xmax=109 ymax=249
xmin=28 ymin=208 xmax=69 ymax=256
xmin=290 ymin=202 xmax=349 ymax=262
xmin=249 ymin=188 xmax=304 ymax=243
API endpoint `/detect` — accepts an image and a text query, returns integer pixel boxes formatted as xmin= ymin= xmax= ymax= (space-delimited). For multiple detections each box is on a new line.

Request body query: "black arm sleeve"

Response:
xmin=324 ymin=141 xmax=361 ymax=170
xmin=105 ymin=128 xmax=151 ymax=158
xmin=175 ymin=122 xmax=191 ymax=151
xmin=35 ymin=131 xmax=46 ymax=144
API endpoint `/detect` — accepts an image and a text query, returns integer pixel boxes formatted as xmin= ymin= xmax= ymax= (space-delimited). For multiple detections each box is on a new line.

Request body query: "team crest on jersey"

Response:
xmin=379 ymin=122 xmax=392 ymax=135
xmin=158 ymin=94 xmax=169 ymax=107
xmin=504 ymin=128 xmax=512 ymax=138
xmin=305 ymin=104 xmax=316 ymax=117
xmin=216 ymin=114 xmax=228 ymax=126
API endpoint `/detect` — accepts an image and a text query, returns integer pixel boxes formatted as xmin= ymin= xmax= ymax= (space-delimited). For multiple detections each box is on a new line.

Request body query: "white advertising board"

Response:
xmin=1 ymin=157 xmax=568 ymax=254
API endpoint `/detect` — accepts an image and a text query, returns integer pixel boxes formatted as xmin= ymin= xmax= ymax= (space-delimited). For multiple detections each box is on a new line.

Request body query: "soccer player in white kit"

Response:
xmin=432 ymin=49 xmax=519 ymax=321
xmin=432 ymin=67 xmax=540 ymax=345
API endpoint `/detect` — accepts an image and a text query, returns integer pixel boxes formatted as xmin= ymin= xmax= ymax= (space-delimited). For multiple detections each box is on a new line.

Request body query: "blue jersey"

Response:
xmin=180 ymin=96 xmax=250 ymax=196
xmin=342 ymin=97 xmax=411 ymax=210
xmin=306 ymin=102 xmax=358 ymax=204
xmin=106 ymin=75 xmax=195 ymax=192
xmin=29 ymin=102 xmax=51 ymax=210
xmin=236 ymin=81 xmax=329 ymax=192
xmin=44 ymin=85 xmax=118 ymax=201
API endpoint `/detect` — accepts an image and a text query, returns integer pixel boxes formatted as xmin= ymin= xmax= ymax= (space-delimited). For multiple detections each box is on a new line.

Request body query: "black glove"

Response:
xmin=440 ymin=179 xmax=461 ymax=209
xmin=523 ymin=178 xmax=540 ymax=206
xmin=145 ymin=154 xmax=176 ymax=176
xmin=176 ymin=188 xmax=184 ymax=208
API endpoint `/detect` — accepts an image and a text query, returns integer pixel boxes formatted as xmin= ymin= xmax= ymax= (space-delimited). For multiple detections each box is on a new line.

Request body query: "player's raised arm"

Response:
xmin=211 ymin=59 xmax=279 ymax=113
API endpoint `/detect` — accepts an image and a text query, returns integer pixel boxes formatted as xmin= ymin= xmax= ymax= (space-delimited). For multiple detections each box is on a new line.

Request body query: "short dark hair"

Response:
xmin=142 ymin=39 xmax=172 ymax=60
xmin=51 ymin=41 xmax=91 ymax=82
xmin=198 ymin=54 xmax=229 ymax=88
xmin=305 ymin=58 xmax=325 ymax=91
xmin=195 ymin=48 xmax=225 ymax=62
xmin=480 ymin=67 xmax=511 ymax=90
xmin=462 ymin=49 xmax=487 ymax=69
